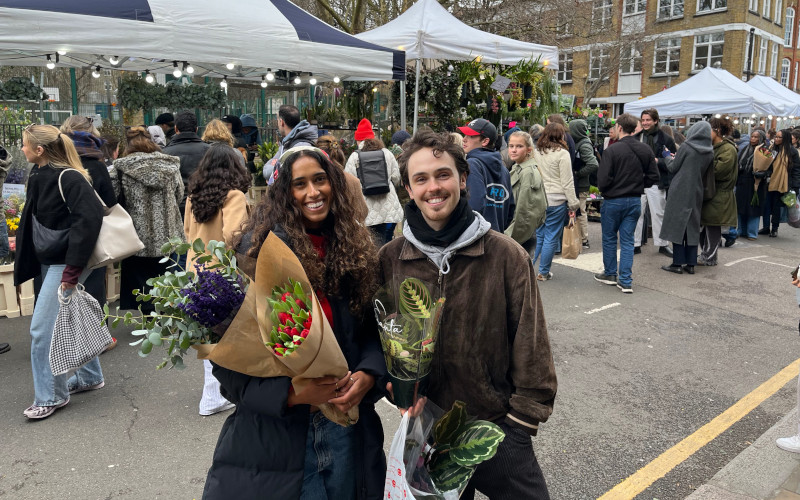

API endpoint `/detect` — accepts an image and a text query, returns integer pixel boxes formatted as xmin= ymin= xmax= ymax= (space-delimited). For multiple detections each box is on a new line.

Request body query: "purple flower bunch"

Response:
xmin=178 ymin=267 xmax=245 ymax=328
xmin=5 ymin=168 xmax=26 ymax=185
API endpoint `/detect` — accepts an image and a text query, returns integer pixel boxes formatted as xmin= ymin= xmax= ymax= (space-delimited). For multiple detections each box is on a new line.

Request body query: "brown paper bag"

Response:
xmin=561 ymin=220 xmax=581 ymax=260
xmin=195 ymin=232 xmax=357 ymax=425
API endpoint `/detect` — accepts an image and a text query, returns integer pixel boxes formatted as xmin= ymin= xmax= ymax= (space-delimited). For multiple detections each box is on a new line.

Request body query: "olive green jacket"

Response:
xmin=505 ymin=157 xmax=547 ymax=244
xmin=701 ymin=138 xmax=739 ymax=227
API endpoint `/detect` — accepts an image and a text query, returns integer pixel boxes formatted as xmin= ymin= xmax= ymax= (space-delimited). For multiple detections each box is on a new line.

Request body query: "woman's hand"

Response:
xmin=386 ymin=382 xmax=427 ymax=417
xmin=61 ymin=282 xmax=77 ymax=290
xmin=329 ymin=371 xmax=375 ymax=414
xmin=288 ymin=372 xmax=350 ymax=407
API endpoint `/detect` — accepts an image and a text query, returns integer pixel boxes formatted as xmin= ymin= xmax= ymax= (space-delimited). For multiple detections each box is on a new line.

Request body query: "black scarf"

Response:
xmin=643 ymin=127 xmax=659 ymax=153
xmin=404 ymin=198 xmax=475 ymax=248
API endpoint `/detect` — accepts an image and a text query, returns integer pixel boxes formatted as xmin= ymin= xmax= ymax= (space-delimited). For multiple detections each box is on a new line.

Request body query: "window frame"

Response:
xmin=657 ymin=0 xmax=685 ymax=18
xmin=785 ymin=7 xmax=795 ymax=45
xmin=794 ymin=61 xmax=799 ymax=90
xmin=692 ymin=32 xmax=725 ymax=71
xmin=589 ymin=48 xmax=611 ymax=80
xmin=652 ymin=37 xmax=682 ymax=75
xmin=592 ymin=0 xmax=614 ymax=29
xmin=558 ymin=52 xmax=573 ymax=82
xmin=763 ymin=0 xmax=771 ymax=19
xmin=749 ymin=0 xmax=758 ymax=11
xmin=781 ymin=58 xmax=791 ymax=85
xmin=758 ymin=38 xmax=768 ymax=73
xmin=771 ymin=42 xmax=779 ymax=76
xmin=620 ymin=44 xmax=643 ymax=74
xmin=775 ymin=0 xmax=783 ymax=24
xmin=624 ymin=0 xmax=647 ymax=15
xmin=696 ymin=0 xmax=727 ymax=14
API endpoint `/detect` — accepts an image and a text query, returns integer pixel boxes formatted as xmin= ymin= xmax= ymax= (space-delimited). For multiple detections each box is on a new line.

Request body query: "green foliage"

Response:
xmin=426 ymin=401 xmax=506 ymax=494
xmin=343 ymin=80 xmax=374 ymax=122
xmin=399 ymin=278 xmax=433 ymax=319
xmin=0 ymin=77 xmax=47 ymax=101
xmin=118 ymin=74 xmax=227 ymax=112
xmin=103 ymin=238 xmax=248 ymax=370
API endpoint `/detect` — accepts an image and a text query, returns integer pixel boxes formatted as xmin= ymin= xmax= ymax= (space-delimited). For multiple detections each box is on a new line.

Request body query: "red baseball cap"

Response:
xmin=458 ymin=118 xmax=497 ymax=143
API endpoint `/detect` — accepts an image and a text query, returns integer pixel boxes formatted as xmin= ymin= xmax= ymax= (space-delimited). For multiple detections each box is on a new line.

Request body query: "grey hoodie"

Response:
xmin=402 ymin=212 xmax=491 ymax=274
xmin=265 ymin=120 xmax=319 ymax=183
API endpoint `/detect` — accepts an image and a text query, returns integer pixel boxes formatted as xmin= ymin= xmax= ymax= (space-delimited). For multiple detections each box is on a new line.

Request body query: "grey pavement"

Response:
xmin=1 ymin=222 xmax=799 ymax=499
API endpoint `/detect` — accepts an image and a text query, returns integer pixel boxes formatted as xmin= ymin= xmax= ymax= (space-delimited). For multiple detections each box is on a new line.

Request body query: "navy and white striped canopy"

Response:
xmin=0 ymin=0 xmax=405 ymax=81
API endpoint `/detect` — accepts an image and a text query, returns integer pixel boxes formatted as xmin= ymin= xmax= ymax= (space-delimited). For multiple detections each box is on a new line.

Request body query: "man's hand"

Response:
xmin=386 ymin=381 xmax=427 ymax=417
xmin=329 ymin=371 xmax=375 ymax=414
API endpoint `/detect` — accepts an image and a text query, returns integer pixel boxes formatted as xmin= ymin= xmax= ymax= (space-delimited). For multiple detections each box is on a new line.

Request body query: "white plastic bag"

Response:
xmin=384 ymin=412 xmax=417 ymax=500
xmin=789 ymin=198 xmax=800 ymax=228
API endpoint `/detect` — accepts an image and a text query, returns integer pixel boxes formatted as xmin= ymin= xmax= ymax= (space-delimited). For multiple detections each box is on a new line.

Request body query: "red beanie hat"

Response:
xmin=354 ymin=119 xmax=375 ymax=141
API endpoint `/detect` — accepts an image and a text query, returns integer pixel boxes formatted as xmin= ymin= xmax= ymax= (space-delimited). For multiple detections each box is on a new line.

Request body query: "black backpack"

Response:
xmin=356 ymin=150 xmax=391 ymax=195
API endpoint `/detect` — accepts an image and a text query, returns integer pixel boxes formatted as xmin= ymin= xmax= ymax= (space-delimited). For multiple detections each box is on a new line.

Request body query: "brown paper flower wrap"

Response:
xmin=752 ymin=146 xmax=773 ymax=191
xmin=194 ymin=232 xmax=358 ymax=426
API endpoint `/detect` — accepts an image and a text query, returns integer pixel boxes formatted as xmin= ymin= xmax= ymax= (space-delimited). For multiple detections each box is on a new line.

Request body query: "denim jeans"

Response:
xmin=299 ymin=412 xmax=356 ymax=500
xmin=30 ymin=265 xmax=104 ymax=407
xmin=738 ymin=214 xmax=760 ymax=239
xmin=533 ymin=203 xmax=568 ymax=276
xmin=600 ymin=197 xmax=641 ymax=287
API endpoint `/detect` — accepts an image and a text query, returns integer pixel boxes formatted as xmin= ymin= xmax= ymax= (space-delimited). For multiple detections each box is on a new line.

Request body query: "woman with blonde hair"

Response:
xmin=505 ymin=131 xmax=546 ymax=255
xmin=531 ymin=122 xmax=579 ymax=281
xmin=203 ymin=118 xmax=246 ymax=166
xmin=15 ymin=124 xmax=105 ymax=419
xmin=111 ymin=127 xmax=185 ymax=312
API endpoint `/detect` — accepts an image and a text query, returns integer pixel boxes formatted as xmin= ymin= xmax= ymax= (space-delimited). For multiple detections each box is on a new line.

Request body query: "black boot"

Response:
xmin=770 ymin=229 xmax=778 ymax=238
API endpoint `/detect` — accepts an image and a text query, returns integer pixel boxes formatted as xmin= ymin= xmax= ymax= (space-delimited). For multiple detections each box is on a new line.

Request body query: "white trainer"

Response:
xmin=776 ymin=435 xmax=800 ymax=453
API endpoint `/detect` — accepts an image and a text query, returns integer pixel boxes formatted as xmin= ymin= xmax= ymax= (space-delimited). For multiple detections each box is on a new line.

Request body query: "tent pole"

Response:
xmin=400 ymin=80 xmax=407 ymax=131
xmin=413 ymin=58 xmax=421 ymax=133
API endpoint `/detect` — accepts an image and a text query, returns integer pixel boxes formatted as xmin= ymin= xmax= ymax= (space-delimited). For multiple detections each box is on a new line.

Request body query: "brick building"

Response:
xmin=556 ymin=0 xmax=789 ymax=116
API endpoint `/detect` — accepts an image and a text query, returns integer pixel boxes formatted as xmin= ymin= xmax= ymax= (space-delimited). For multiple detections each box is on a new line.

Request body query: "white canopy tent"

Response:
xmin=746 ymin=75 xmax=800 ymax=117
xmin=0 ymin=0 xmax=405 ymax=83
xmin=356 ymin=0 xmax=558 ymax=131
xmin=624 ymin=67 xmax=782 ymax=117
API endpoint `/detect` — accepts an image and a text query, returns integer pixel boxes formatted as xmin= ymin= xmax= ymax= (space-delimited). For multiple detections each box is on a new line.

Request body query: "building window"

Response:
xmin=794 ymin=62 xmax=799 ymax=90
xmin=592 ymin=0 xmax=613 ymax=29
xmin=553 ymin=12 xmax=573 ymax=36
xmin=658 ymin=0 xmax=684 ymax=18
xmin=589 ymin=49 xmax=611 ymax=79
xmin=653 ymin=38 xmax=681 ymax=74
xmin=693 ymin=33 xmax=724 ymax=70
xmin=771 ymin=43 xmax=779 ymax=76
xmin=624 ymin=0 xmax=647 ymax=15
xmin=758 ymin=38 xmax=768 ymax=73
xmin=763 ymin=0 xmax=771 ymax=18
xmin=781 ymin=58 xmax=791 ymax=85
xmin=775 ymin=0 xmax=783 ymax=23
xmin=558 ymin=52 xmax=573 ymax=82
xmin=744 ymin=34 xmax=751 ymax=73
xmin=697 ymin=0 xmax=726 ymax=12
xmin=621 ymin=44 xmax=643 ymax=73
xmin=786 ymin=7 xmax=795 ymax=45
xmin=749 ymin=0 xmax=758 ymax=11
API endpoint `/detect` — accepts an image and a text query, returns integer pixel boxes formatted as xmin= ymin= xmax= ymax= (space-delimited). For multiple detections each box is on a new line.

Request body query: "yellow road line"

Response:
xmin=599 ymin=358 xmax=800 ymax=500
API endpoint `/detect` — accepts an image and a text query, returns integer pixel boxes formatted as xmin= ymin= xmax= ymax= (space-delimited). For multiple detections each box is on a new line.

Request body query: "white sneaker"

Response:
xmin=776 ymin=435 xmax=800 ymax=453
xmin=199 ymin=402 xmax=236 ymax=416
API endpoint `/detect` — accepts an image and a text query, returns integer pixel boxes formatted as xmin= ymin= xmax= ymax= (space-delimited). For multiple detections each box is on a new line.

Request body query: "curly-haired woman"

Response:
xmin=203 ymin=146 xmax=386 ymax=500
xmin=111 ymin=127 xmax=185 ymax=312
xmin=15 ymin=125 xmax=105 ymax=419
xmin=184 ymin=143 xmax=251 ymax=416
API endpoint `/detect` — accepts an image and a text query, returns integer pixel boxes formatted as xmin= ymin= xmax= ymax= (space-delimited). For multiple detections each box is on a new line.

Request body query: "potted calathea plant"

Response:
xmin=374 ymin=277 xmax=444 ymax=409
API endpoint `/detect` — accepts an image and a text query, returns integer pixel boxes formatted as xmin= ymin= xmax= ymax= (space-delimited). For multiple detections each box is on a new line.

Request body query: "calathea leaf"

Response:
xmin=449 ymin=421 xmax=505 ymax=467
xmin=433 ymin=400 xmax=467 ymax=447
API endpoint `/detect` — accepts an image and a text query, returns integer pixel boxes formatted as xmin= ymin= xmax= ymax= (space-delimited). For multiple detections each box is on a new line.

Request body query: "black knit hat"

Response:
xmin=155 ymin=113 xmax=175 ymax=125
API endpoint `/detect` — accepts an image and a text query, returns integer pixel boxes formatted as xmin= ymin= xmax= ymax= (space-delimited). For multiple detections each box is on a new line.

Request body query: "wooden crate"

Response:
xmin=0 ymin=263 xmax=20 ymax=318
xmin=17 ymin=278 xmax=34 ymax=316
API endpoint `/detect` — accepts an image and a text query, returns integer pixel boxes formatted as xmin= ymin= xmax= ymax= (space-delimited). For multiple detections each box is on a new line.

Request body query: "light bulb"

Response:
xmin=714 ymin=114 xmax=721 ymax=118
xmin=734 ymin=119 xmax=739 ymax=124
xmin=226 ymin=63 xmax=235 ymax=70
xmin=333 ymin=76 xmax=340 ymax=83
xmin=92 ymin=66 xmax=101 ymax=78
xmin=266 ymin=69 xmax=275 ymax=81
xmin=146 ymin=74 xmax=154 ymax=84
xmin=447 ymin=64 xmax=454 ymax=71
xmin=185 ymin=63 xmax=194 ymax=74
xmin=760 ymin=120 xmax=765 ymax=124
xmin=752 ymin=113 xmax=757 ymax=118
xmin=294 ymin=76 xmax=301 ymax=84
xmin=46 ymin=55 xmax=55 ymax=69
xmin=768 ymin=115 xmax=773 ymax=119
xmin=109 ymin=55 xmax=119 ymax=65
xmin=372 ymin=87 xmax=378 ymax=92
xmin=261 ymin=76 xmax=268 ymax=88
xmin=57 ymin=50 xmax=67 ymax=56
xmin=173 ymin=61 xmax=182 ymax=78
xmin=309 ymin=77 xmax=317 ymax=85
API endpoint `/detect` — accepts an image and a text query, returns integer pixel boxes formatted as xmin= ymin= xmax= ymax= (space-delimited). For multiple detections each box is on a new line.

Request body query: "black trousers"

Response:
xmin=461 ymin=422 xmax=550 ymax=500
xmin=672 ymin=232 xmax=698 ymax=266
xmin=764 ymin=190 xmax=784 ymax=231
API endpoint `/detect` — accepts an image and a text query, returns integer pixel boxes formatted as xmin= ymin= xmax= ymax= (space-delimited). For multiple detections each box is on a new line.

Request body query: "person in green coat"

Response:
xmin=699 ymin=117 xmax=738 ymax=266
xmin=504 ymin=131 xmax=547 ymax=256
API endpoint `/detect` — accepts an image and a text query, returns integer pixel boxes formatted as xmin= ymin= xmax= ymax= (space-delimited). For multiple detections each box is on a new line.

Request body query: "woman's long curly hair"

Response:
xmin=187 ymin=143 xmax=252 ymax=223
xmin=234 ymin=149 xmax=378 ymax=312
